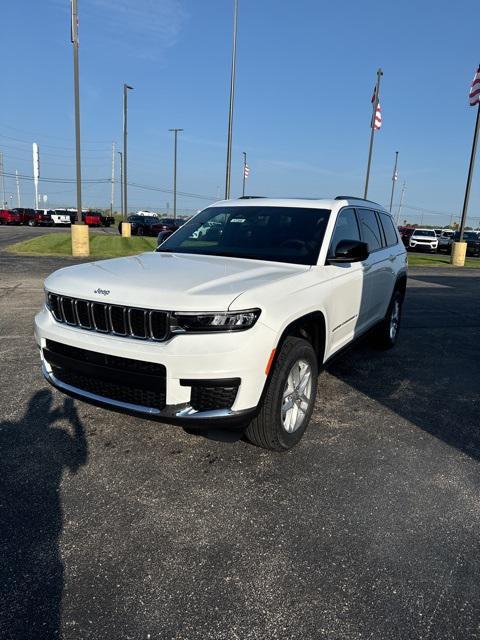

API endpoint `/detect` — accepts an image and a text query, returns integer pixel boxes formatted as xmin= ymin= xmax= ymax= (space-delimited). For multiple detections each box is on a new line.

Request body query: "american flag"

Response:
xmin=469 ymin=65 xmax=480 ymax=106
xmin=244 ymin=163 xmax=250 ymax=179
xmin=371 ymin=87 xmax=382 ymax=130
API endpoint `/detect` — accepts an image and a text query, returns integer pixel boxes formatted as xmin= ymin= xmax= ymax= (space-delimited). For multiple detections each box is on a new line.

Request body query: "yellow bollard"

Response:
xmin=450 ymin=241 xmax=467 ymax=267
xmin=71 ymin=223 xmax=90 ymax=257
xmin=121 ymin=222 xmax=132 ymax=238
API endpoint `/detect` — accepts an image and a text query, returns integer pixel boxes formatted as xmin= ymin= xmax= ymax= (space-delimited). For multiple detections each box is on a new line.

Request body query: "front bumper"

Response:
xmin=35 ymin=306 xmax=277 ymax=427
xmin=409 ymin=241 xmax=438 ymax=250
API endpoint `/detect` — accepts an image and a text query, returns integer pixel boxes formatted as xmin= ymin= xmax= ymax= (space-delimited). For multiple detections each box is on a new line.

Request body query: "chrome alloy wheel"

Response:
xmin=390 ymin=299 xmax=401 ymax=341
xmin=281 ymin=359 xmax=313 ymax=433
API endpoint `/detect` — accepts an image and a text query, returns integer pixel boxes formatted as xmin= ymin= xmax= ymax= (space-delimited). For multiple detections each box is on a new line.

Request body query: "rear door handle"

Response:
xmin=389 ymin=254 xmax=396 ymax=262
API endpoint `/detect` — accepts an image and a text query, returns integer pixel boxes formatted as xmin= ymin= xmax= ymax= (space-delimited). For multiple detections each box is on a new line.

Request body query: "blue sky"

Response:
xmin=1 ymin=0 xmax=480 ymax=225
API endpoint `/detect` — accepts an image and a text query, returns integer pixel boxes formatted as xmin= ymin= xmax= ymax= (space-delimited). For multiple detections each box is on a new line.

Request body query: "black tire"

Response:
xmin=245 ymin=336 xmax=318 ymax=451
xmin=28 ymin=219 xmax=36 ymax=227
xmin=372 ymin=289 xmax=403 ymax=350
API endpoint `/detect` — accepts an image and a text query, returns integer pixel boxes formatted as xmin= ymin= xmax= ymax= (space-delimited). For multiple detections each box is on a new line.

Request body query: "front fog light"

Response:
xmin=171 ymin=309 xmax=261 ymax=333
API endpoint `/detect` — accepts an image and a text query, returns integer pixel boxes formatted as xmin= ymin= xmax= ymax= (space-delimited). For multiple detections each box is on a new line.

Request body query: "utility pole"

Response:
xmin=110 ymin=142 xmax=115 ymax=215
xmin=15 ymin=170 xmax=21 ymax=208
xmin=364 ymin=68 xmax=383 ymax=199
xmin=395 ymin=181 xmax=406 ymax=225
xmin=389 ymin=151 xmax=399 ymax=213
xmin=225 ymin=0 xmax=239 ymax=200
xmin=0 ymin=153 xmax=5 ymax=208
xmin=118 ymin=151 xmax=124 ymax=218
xmin=242 ymin=151 xmax=247 ymax=197
xmin=169 ymin=128 xmax=183 ymax=221
xmin=123 ymin=83 xmax=133 ymax=219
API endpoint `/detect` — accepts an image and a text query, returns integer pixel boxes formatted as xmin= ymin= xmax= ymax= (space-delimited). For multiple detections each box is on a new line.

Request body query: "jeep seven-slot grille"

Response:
xmin=46 ymin=292 xmax=169 ymax=341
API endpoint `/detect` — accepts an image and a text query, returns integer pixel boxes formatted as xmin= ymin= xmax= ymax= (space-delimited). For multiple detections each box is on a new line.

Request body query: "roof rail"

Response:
xmin=238 ymin=195 xmax=266 ymax=199
xmin=335 ymin=195 xmax=383 ymax=207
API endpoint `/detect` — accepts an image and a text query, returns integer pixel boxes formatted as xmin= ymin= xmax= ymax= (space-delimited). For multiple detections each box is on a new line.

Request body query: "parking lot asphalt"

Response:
xmin=1 ymin=241 xmax=480 ymax=639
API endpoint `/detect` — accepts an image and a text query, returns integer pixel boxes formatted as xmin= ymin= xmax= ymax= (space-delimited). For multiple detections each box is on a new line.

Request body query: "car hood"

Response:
xmin=45 ymin=252 xmax=310 ymax=311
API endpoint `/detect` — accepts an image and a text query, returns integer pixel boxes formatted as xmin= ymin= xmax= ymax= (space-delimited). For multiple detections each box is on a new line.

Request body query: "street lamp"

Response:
xmin=169 ymin=128 xmax=183 ymax=221
xmin=225 ymin=0 xmax=239 ymax=200
xmin=123 ymin=83 xmax=133 ymax=219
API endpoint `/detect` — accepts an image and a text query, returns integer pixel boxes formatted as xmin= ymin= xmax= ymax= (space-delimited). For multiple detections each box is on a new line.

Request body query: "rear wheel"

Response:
xmin=245 ymin=337 xmax=318 ymax=451
xmin=372 ymin=289 xmax=403 ymax=350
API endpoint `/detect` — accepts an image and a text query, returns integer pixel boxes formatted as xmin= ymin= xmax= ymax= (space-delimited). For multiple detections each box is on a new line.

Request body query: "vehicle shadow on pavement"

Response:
xmin=0 ymin=389 xmax=88 ymax=640
xmin=327 ymin=272 xmax=480 ymax=461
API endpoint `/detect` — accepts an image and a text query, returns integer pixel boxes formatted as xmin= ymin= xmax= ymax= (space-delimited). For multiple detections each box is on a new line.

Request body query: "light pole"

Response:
xmin=123 ymin=83 xmax=133 ymax=219
xmin=395 ymin=181 xmax=406 ymax=225
xmin=110 ymin=142 xmax=115 ymax=215
xmin=389 ymin=151 xmax=399 ymax=212
xmin=118 ymin=151 xmax=124 ymax=218
xmin=169 ymin=129 xmax=183 ymax=221
xmin=225 ymin=0 xmax=239 ymax=200
xmin=71 ymin=0 xmax=82 ymax=224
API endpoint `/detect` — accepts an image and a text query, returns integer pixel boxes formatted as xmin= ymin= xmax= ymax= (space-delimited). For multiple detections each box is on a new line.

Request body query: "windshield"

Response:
xmin=158 ymin=206 xmax=331 ymax=265
xmin=413 ymin=230 xmax=436 ymax=237
xmin=462 ymin=232 xmax=478 ymax=240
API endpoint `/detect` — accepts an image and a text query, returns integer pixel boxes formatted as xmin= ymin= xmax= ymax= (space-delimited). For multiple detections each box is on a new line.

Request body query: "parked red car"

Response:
xmin=0 ymin=209 xmax=22 ymax=225
xmin=30 ymin=210 xmax=54 ymax=226
xmin=12 ymin=208 xmax=36 ymax=225
xmin=398 ymin=226 xmax=416 ymax=247
xmin=81 ymin=211 xmax=102 ymax=226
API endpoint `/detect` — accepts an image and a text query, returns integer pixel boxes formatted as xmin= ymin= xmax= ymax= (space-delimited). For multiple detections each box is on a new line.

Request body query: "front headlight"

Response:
xmin=171 ymin=309 xmax=261 ymax=333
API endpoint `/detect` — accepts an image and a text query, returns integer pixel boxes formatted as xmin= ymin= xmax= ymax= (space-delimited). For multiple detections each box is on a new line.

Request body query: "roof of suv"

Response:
xmin=210 ymin=196 xmax=389 ymax=212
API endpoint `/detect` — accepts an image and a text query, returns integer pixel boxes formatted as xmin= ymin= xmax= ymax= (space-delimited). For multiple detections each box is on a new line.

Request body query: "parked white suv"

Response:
xmin=35 ymin=197 xmax=407 ymax=450
xmin=408 ymin=228 xmax=438 ymax=252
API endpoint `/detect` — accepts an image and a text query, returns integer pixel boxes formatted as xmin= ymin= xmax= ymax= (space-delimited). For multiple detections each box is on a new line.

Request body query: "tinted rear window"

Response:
xmin=379 ymin=212 xmax=399 ymax=247
xmin=357 ymin=209 xmax=383 ymax=252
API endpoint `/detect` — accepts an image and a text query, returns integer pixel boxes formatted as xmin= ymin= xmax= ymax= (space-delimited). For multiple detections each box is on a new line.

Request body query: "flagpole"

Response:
xmin=225 ymin=0 xmax=239 ymax=200
xmin=389 ymin=150 xmax=399 ymax=212
xmin=242 ymin=151 xmax=247 ymax=197
xmin=364 ymin=68 xmax=383 ymax=199
xmin=459 ymin=103 xmax=480 ymax=241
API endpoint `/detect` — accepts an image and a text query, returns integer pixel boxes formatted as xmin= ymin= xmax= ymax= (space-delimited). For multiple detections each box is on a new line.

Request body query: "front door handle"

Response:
xmin=363 ymin=263 xmax=372 ymax=272
xmin=389 ymin=254 xmax=396 ymax=262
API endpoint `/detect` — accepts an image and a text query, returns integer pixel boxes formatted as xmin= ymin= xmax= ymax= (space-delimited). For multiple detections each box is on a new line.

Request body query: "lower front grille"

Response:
xmin=44 ymin=340 xmax=166 ymax=410
xmin=51 ymin=369 xmax=166 ymax=409
xmin=189 ymin=382 xmax=239 ymax=411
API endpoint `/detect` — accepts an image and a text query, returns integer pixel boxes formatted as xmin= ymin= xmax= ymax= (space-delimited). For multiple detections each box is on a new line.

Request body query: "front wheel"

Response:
xmin=245 ymin=337 xmax=318 ymax=451
xmin=28 ymin=219 xmax=36 ymax=227
xmin=372 ymin=289 xmax=403 ymax=350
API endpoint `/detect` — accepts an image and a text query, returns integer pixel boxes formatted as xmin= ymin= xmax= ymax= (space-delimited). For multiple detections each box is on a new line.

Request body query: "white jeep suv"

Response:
xmin=35 ymin=197 xmax=407 ymax=451
xmin=408 ymin=228 xmax=438 ymax=252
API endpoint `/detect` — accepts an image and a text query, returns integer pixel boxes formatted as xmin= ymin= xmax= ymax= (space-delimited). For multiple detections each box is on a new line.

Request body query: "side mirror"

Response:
xmin=327 ymin=239 xmax=369 ymax=264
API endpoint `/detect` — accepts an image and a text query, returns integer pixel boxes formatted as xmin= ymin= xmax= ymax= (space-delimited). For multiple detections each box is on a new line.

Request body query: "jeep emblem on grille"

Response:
xmin=94 ymin=288 xmax=110 ymax=296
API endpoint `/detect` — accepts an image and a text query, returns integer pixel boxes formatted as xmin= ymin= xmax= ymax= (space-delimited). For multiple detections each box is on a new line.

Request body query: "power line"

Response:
xmin=2 ymin=171 xmax=216 ymax=200
xmin=0 ymin=123 xmax=113 ymax=145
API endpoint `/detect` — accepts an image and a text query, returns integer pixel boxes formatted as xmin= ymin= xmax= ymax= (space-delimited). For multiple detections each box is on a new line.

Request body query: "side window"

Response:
xmin=379 ymin=212 xmax=399 ymax=247
xmin=357 ymin=208 xmax=383 ymax=252
xmin=329 ymin=208 xmax=360 ymax=254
